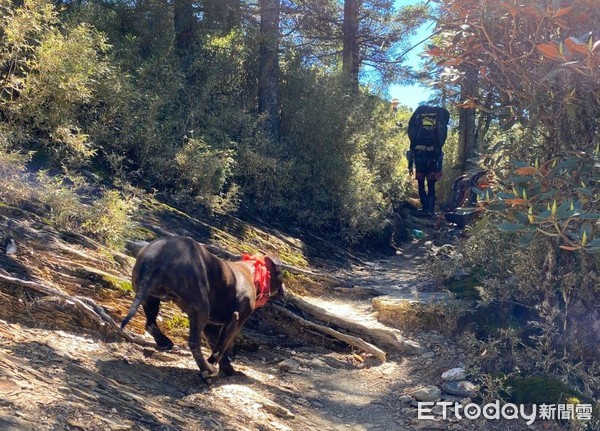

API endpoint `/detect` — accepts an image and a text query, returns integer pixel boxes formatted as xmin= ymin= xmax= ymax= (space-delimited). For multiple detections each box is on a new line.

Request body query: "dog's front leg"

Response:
xmin=188 ymin=311 xmax=218 ymax=379
xmin=208 ymin=311 xmax=242 ymax=367
xmin=204 ymin=324 xmax=235 ymax=376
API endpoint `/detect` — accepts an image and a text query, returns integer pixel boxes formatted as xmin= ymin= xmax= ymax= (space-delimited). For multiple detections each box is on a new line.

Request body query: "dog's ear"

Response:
xmin=264 ymin=254 xmax=281 ymax=267
xmin=264 ymin=254 xmax=282 ymax=277
xmin=264 ymin=254 xmax=285 ymax=295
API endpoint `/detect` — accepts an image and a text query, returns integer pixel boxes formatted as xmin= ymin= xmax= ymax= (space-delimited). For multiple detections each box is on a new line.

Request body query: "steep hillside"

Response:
xmin=0 ymin=195 xmax=567 ymax=431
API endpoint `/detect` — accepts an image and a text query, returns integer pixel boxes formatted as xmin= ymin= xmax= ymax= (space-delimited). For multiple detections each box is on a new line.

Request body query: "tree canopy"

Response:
xmin=0 ymin=0 xmax=426 ymax=242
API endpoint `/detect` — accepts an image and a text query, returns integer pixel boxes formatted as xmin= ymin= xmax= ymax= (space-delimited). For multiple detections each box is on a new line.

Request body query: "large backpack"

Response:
xmin=408 ymin=106 xmax=450 ymax=152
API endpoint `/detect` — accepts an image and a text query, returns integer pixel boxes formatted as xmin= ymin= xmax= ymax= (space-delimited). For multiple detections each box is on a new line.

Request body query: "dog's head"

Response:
xmin=264 ymin=254 xmax=285 ymax=299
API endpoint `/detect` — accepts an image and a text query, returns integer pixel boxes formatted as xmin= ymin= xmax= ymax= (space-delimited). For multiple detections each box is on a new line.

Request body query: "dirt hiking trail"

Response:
xmin=0 ymin=203 xmax=554 ymax=431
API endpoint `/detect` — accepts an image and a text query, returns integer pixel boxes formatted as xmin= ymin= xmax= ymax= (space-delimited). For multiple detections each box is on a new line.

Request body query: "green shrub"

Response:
xmin=83 ymin=190 xmax=136 ymax=248
xmin=9 ymin=20 xmax=115 ymax=167
xmin=452 ymin=207 xmax=600 ymax=399
xmin=34 ymin=171 xmax=87 ymax=230
xmin=174 ymin=137 xmax=237 ymax=212
xmin=0 ymin=141 xmax=135 ymax=248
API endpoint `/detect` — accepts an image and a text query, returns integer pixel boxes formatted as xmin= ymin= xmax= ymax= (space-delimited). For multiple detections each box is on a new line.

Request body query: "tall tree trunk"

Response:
xmin=258 ymin=0 xmax=280 ymax=141
xmin=475 ymin=91 xmax=493 ymax=147
xmin=174 ymin=0 xmax=195 ymax=53
xmin=342 ymin=0 xmax=360 ymax=92
xmin=203 ymin=0 xmax=241 ymax=33
xmin=457 ymin=66 xmax=477 ymax=172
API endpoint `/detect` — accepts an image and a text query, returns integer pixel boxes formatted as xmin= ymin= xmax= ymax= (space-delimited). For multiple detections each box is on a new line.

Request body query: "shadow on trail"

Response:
xmin=6 ymin=341 xmax=224 ymax=430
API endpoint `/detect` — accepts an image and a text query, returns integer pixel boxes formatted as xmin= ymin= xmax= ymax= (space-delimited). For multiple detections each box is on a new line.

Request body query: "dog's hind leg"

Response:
xmin=204 ymin=324 xmax=235 ymax=376
xmin=143 ymin=296 xmax=174 ymax=351
xmin=188 ymin=311 xmax=218 ymax=379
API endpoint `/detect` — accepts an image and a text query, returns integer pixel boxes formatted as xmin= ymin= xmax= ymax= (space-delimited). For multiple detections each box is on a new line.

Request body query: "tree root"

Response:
xmin=283 ymin=293 xmax=420 ymax=354
xmin=272 ymin=304 xmax=387 ymax=362
xmin=0 ymin=273 xmax=154 ymax=347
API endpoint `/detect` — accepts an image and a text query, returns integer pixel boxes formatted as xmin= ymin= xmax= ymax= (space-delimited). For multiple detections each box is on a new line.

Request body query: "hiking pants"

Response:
xmin=417 ymin=177 xmax=437 ymax=213
xmin=414 ymin=151 xmax=443 ymax=213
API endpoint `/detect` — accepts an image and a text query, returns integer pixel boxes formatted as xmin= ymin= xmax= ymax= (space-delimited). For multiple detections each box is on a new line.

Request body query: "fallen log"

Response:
xmin=284 ymin=293 xmax=421 ymax=354
xmin=272 ymin=304 xmax=386 ymax=361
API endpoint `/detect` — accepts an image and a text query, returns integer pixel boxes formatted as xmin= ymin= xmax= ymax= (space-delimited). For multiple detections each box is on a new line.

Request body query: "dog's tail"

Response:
xmin=120 ymin=273 xmax=155 ymax=330
xmin=120 ymin=292 xmax=145 ymax=330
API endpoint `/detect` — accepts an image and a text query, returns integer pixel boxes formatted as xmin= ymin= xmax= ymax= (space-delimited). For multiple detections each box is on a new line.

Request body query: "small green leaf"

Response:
xmin=456 ymin=207 xmax=479 ymax=215
xmin=507 ymin=176 xmax=536 ymax=183
xmin=486 ymin=202 xmax=508 ymax=211
xmin=485 ymin=189 xmax=492 ymax=201
xmin=497 ymin=192 xmax=516 ymax=199
xmin=538 ymin=210 xmax=552 ymax=220
xmin=574 ymin=187 xmax=592 ymax=196
xmin=580 ymin=221 xmax=593 ymax=245
xmin=586 ymin=238 xmax=600 ymax=247
xmin=513 ymin=211 xmax=530 ymax=225
xmin=528 ymin=206 xmax=534 ymax=223
xmin=554 ymin=157 xmax=579 ymax=171
xmin=511 ymin=160 xmax=530 ymax=168
xmin=472 ymin=187 xmax=485 ymax=198
xmin=497 ymin=223 xmax=529 ymax=232
xmin=469 ymin=215 xmax=490 ymax=236
xmin=519 ymin=232 xmax=534 ymax=247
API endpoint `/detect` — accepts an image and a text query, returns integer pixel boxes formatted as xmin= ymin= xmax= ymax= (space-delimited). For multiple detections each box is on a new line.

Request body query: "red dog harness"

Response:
xmin=242 ymin=255 xmax=271 ymax=308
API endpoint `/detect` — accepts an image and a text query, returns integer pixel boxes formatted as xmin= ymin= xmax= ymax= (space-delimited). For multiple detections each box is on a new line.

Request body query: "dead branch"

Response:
xmin=272 ymin=304 xmax=387 ymax=362
xmin=284 ymin=293 xmax=420 ymax=354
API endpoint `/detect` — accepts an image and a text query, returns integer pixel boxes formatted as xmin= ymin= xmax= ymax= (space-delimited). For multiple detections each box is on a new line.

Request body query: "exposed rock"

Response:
xmin=441 ymin=380 xmax=478 ymax=398
xmin=261 ymin=403 xmax=296 ymax=419
xmin=0 ymin=416 xmax=35 ymax=431
xmin=398 ymin=395 xmax=414 ymax=404
xmin=441 ymin=394 xmax=466 ymax=403
xmin=431 ymin=404 xmax=447 ymax=415
xmin=410 ymin=418 xmax=447 ymax=430
xmin=0 ymin=378 xmax=20 ymax=395
xmin=410 ymin=385 xmax=441 ymax=402
xmin=277 ymin=358 xmax=301 ymax=373
xmin=5 ymin=238 xmax=17 ymax=255
xmin=441 ymin=367 xmax=466 ymax=381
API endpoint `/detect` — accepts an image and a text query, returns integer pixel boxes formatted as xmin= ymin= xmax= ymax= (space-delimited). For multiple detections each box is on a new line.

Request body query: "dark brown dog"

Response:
xmin=121 ymin=235 xmax=285 ymax=379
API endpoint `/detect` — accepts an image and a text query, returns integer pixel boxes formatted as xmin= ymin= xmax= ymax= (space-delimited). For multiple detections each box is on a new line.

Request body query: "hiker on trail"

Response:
xmin=406 ymin=105 xmax=450 ymax=214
